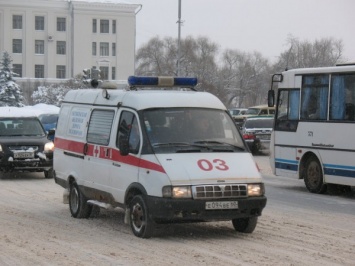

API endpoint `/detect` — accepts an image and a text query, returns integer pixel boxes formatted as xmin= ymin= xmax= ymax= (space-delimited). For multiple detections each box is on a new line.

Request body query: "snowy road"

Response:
xmin=0 ymin=155 xmax=354 ymax=266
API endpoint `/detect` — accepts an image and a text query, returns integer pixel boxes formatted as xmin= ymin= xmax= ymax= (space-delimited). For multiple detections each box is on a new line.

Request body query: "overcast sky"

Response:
xmin=125 ymin=0 xmax=355 ymax=63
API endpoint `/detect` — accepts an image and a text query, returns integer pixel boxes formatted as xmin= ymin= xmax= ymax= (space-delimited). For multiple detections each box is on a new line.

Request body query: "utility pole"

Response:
xmin=177 ymin=0 xmax=182 ymax=76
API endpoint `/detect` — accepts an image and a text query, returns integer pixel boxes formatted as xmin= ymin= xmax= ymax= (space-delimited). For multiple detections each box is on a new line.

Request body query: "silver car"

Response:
xmin=241 ymin=116 xmax=274 ymax=154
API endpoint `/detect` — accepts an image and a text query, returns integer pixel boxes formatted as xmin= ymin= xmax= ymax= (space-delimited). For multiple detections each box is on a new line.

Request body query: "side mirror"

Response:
xmin=119 ymin=136 xmax=130 ymax=156
xmin=268 ymin=90 xmax=275 ymax=107
xmin=47 ymin=129 xmax=55 ymax=140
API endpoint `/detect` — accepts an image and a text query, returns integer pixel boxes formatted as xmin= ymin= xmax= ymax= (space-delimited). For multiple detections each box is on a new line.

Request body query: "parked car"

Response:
xmin=38 ymin=113 xmax=58 ymax=140
xmin=234 ymin=105 xmax=275 ymax=127
xmin=228 ymin=108 xmax=248 ymax=121
xmin=241 ymin=116 xmax=274 ymax=155
xmin=23 ymin=104 xmax=60 ymax=141
xmin=0 ymin=108 xmax=55 ymax=178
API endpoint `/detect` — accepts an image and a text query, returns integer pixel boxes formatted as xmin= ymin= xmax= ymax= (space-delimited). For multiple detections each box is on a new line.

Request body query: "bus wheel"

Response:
xmin=304 ymin=156 xmax=327 ymax=194
xmin=69 ymin=182 xmax=92 ymax=218
xmin=232 ymin=217 xmax=258 ymax=233
xmin=129 ymin=195 xmax=155 ymax=238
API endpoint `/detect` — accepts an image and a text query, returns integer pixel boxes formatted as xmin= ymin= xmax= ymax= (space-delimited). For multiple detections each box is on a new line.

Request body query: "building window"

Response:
xmin=35 ymin=40 xmax=45 ymax=54
xmin=35 ymin=16 xmax=45 ymax=30
xmin=92 ymin=19 xmax=97 ymax=33
xmin=112 ymin=20 xmax=116 ymax=34
xmin=112 ymin=43 xmax=116 ymax=56
xmin=13 ymin=39 xmax=22 ymax=53
xmin=13 ymin=64 xmax=22 ymax=77
xmin=112 ymin=67 xmax=116 ymax=80
xmin=57 ymin=41 xmax=66 ymax=55
xmin=100 ymin=19 xmax=109 ymax=33
xmin=35 ymin=65 xmax=44 ymax=78
xmin=57 ymin=17 xmax=66 ymax=31
xmin=99 ymin=66 xmax=109 ymax=80
xmin=56 ymin=65 xmax=66 ymax=79
xmin=13 ymin=15 xmax=22 ymax=29
xmin=92 ymin=42 xmax=97 ymax=56
xmin=100 ymin=42 xmax=109 ymax=56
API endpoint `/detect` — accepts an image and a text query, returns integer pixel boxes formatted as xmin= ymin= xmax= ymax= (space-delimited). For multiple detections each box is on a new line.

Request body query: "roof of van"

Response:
xmin=62 ymin=89 xmax=226 ymax=111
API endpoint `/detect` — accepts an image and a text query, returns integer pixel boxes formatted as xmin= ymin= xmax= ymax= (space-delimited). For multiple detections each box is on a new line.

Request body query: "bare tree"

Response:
xmin=219 ymin=49 xmax=270 ymax=108
xmin=135 ymin=36 xmax=177 ymax=76
xmin=274 ymin=35 xmax=344 ymax=72
xmin=135 ymin=36 xmax=221 ymax=97
xmin=135 ymin=35 xmax=346 ymax=109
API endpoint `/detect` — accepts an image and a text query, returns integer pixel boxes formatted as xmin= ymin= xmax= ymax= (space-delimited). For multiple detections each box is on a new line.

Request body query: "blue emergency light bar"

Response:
xmin=128 ymin=76 xmax=198 ymax=87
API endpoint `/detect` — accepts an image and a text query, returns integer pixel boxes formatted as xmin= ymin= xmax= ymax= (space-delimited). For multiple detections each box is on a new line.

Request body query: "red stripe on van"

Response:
xmin=54 ymin=137 xmax=166 ymax=173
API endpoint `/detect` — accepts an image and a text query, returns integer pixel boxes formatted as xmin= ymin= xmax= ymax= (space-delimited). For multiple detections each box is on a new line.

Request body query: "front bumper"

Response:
xmin=0 ymin=152 xmax=53 ymax=172
xmin=146 ymin=195 xmax=267 ymax=223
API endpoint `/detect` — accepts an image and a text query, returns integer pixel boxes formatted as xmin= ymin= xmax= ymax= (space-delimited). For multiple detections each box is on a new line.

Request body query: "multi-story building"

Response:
xmin=0 ymin=0 xmax=141 ymax=83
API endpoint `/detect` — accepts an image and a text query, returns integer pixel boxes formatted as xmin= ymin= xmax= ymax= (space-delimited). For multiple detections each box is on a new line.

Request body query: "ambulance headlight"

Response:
xmin=44 ymin=141 xmax=55 ymax=152
xmin=248 ymin=183 xmax=265 ymax=196
xmin=162 ymin=186 xmax=192 ymax=198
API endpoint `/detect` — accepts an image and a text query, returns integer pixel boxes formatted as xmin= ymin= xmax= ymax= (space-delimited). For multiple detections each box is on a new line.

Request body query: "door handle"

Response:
xmin=83 ymin=143 xmax=88 ymax=155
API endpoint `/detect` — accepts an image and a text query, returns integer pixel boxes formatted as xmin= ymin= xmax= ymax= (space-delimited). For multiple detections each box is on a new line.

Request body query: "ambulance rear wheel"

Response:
xmin=129 ymin=195 xmax=155 ymax=238
xmin=232 ymin=217 xmax=258 ymax=233
xmin=69 ymin=182 xmax=92 ymax=218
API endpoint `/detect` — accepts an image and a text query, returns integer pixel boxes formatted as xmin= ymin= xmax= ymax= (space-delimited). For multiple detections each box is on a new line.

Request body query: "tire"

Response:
xmin=251 ymin=141 xmax=261 ymax=155
xmin=129 ymin=195 xmax=155 ymax=238
xmin=232 ymin=217 xmax=258 ymax=233
xmin=44 ymin=168 xmax=54 ymax=179
xmin=89 ymin=205 xmax=101 ymax=218
xmin=304 ymin=155 xmax=327 ymax=194
xmin=69 ymin=182 xmax=92 ymax=218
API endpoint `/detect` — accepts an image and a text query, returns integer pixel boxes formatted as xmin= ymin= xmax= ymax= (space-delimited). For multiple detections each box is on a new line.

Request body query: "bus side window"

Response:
xmin=330 ymin=74 xmax=355 ymax=121
xmin=345 ymin=103 xmax=355 ymax=120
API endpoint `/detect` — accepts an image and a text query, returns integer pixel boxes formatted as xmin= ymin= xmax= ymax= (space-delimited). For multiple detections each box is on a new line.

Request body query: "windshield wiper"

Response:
xmin=152 ymin=141 xmax=245 ymax=152
xmin=194 ymin=140 xmax=245 ymax=151
xmin=152 ymin=142 xmax=212 ymax=151
xmin=152 ymin=142 xmax=191 ymax=147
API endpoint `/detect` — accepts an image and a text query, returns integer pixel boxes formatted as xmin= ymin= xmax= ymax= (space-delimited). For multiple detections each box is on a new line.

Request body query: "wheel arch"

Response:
xmin=124 ymin=182 xmax=147 ymax=206
xmin=68 ymin=175 xmax=77 ymax=186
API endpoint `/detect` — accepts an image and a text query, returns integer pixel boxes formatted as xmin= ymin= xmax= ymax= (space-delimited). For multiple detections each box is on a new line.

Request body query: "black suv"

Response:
xmin=0 ymin=116 xmax=54 ymax=178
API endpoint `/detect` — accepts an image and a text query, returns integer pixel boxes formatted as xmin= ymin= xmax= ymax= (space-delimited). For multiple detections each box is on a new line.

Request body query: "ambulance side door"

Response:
xmin=84 ymin=108 xmax=115 ymax=191
xmin=109 ymin=110 xmax=141 ymax=203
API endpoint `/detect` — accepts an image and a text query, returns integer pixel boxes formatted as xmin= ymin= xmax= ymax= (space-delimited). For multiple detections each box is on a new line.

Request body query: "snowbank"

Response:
xmin=0 ymin=104 xmax=60 ymax=117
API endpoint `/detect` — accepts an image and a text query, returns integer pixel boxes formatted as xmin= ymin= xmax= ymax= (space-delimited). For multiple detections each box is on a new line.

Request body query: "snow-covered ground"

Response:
xmin=0 ymin=156 xmax=354 ymax=266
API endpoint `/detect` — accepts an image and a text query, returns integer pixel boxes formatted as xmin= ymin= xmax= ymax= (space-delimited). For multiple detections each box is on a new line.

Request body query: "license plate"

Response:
xmin=13 ymin=152 xmax=34 ymax=158
xmin=258 ymin=135 xmax=270 ymax=140
xmin=205 ymin=201 xmax=238 ymax=210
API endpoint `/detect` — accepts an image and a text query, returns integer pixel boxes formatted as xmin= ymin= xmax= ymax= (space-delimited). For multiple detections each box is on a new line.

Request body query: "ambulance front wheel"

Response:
xmin=69 ymin=182 xmax=92 ymax=218
xmin=232 ymin=217 xmax=258 ymax=233
xmin=129 ymin=195 xmax=155 ymax=238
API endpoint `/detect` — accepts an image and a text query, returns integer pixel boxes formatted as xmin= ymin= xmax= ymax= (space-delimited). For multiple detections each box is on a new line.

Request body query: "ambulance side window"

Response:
xmin=87 ymin=109 xmax=115 ymax=145
xmin=117 ymin=111 xmax=140 ymax=154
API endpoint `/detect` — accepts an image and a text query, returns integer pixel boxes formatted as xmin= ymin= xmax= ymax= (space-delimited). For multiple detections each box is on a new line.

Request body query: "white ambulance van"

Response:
xmin=54 ymin=76 xmax=267 ymax=238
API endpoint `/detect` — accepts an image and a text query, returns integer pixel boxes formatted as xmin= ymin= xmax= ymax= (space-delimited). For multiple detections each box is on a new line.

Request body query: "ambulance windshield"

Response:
xmin=143 ymin=108 xmax=245 ymax=152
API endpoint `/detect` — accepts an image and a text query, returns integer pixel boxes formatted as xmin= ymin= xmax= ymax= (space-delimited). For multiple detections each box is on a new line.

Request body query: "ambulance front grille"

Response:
xmin=192 ymin=184 xmax=248 ymax=199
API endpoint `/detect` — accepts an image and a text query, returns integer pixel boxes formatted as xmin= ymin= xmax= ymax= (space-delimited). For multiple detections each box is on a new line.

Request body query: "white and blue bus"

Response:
xmin=268 ymin=64 xmax=355 ymax=193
